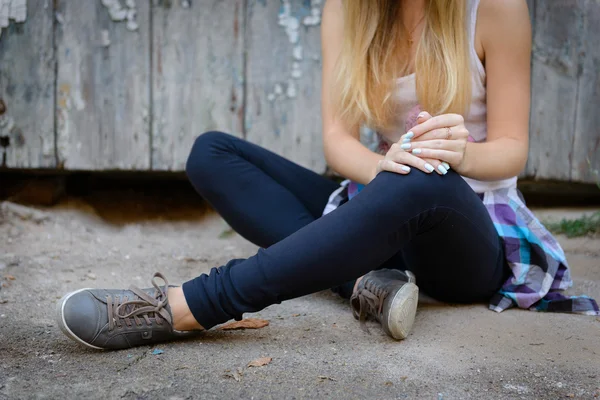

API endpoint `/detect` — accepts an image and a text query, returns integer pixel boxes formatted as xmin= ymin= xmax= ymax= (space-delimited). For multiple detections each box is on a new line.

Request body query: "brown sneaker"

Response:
xmin=56 ymin=272 xmax=200 ymax=350
xmin=351 ymin=269 xmax=418 ymax=340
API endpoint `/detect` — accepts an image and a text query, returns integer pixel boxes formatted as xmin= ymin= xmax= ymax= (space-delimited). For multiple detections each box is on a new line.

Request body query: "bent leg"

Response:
xmin=182 ymin=170 xmax=505 ymax=329
xmin=186 ymin=131 xmax=339 ymax=248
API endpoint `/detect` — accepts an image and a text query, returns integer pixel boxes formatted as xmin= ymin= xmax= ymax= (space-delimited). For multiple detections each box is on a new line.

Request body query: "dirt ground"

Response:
xmin=0 ymin=195 xmax=598 ymax=400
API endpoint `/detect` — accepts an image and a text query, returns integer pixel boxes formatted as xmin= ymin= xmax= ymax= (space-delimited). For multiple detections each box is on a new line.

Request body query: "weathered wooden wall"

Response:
xmin=152 ymin=0 xmax=245 ymax=171
xmin=0 ymin=0 xmax=54 ymax=168
xmin=527 ymin=0 xmax=600 ymax=183
xmin=55 ymin=0 xmax=151 ymax=170
xmin=0 ymin=0 xmax=599 ymax=183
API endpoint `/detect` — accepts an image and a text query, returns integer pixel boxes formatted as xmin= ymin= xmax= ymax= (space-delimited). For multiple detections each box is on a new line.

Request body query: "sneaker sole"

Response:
xmin=55 ymin=288 xmax=104 ymax=350
xmin=384 ymin=282 xmax=419 ymax=340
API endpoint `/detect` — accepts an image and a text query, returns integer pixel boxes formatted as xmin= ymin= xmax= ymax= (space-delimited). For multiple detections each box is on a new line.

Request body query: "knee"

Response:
xmin=374 ymin=170 xmax=465 ymax=204
xmin=186 ymin=131 xmax=232 ymax=179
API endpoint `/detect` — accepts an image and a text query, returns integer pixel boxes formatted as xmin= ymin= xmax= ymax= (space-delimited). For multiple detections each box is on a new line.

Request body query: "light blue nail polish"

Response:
xmin=438 ymin=165 xmax=448 ymax=175
xmin=412 ymin=148 xmax=422 ymax=154
xmin=402 ymin=138 xmax=411 ymax=144
xmin=400 ymin=143 xmax=411 ymax=150
xmin=441 ymin=162 xmax=450 ymax=170
xmin=405 ymin=131 xmax=415 ymax=139
xmin=424 ymin=163 xmax=434 ymax=172
xmin=401 ymin=166 xmax=411 ymax=172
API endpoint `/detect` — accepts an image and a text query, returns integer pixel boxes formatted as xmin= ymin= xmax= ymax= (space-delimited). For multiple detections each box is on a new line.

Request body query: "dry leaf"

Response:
xmin=218 ymin=318 xmax=269 ymax=331
xmin=292 ymin=314 xmax=300 ymax=317
xmin=248 ymin=357 xmax=272 ymax=367
xmin=5 ymin=275 xmax=15 ymax=281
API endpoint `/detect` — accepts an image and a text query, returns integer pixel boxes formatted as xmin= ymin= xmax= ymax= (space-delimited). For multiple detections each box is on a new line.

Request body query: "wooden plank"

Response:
xmin=244 ymin=0 xmax=326 ymax=173
xmin=0 ymin=0 xmax=55 ymax=168
xmin=151 ymin=0 xmax=245 ymax=171
xmin=55 ymin=1 xmax=151 ymax=170
xmin=525 ymin=0 xmax=535 ymax=27
xmin=572 ymin=0 xmax=600 ymax=184
xmin=519 ymin=0 xmax=534 ymax=179
xmin=526 ymin=0 xmax=585 ymax=181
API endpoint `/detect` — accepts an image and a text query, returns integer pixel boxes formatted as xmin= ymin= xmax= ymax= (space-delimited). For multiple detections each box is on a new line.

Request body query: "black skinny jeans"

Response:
xmin=182 ymin=131 xmax=506 ymax=329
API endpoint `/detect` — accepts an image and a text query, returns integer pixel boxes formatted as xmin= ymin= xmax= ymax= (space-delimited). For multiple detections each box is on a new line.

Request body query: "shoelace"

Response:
xmin=106 ymin=273 xmax=173 ymax=331
xmin=354 ymin=280 xmax=389 ymax=333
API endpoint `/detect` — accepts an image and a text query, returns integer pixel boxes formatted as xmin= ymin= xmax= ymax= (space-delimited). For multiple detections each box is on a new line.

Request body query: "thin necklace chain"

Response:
xmin=407 ymin=14 xmax=426 ymax=45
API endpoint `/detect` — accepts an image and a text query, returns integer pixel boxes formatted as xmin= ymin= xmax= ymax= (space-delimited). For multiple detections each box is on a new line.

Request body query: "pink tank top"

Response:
xmin=378 ymin=0 xmax=518 ymax=193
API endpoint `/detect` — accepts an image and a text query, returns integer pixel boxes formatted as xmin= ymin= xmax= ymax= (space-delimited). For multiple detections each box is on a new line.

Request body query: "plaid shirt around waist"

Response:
xmin=323 ymin=179 xmax=599 ymax=316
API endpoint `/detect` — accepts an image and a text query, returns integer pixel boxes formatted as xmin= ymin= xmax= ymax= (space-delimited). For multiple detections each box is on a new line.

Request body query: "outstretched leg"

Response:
xmin=182 ymin=169 xmax=506 ymax=330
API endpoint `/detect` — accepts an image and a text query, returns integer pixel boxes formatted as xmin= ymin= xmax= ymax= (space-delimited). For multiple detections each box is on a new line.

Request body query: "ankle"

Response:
xmin=168 ymin=287 xmax=204 ymax=331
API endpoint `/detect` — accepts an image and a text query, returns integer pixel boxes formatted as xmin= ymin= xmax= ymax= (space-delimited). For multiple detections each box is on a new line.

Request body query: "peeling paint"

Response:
xmin=55 ymin=12 xmax=64 ymax=25
xmin=100 ymin=29 xmax=111 ymax=47
xmin=278 ymin=1 xmax=299 ymax=44
xmin=0 ymin=114 xmax=15 ymax=138
xmin=291 ymin=61 xmax=302 ymax=79
xmin=72 ymin=89 xmax=86 ymax=111
xmin=274 ymin=83 xmax=283 ymax=95
xmin=286 ymin=80 xmax=297 ymax=98
xmin=292 ymin=45 xmax=303 ymax=61
xmin=302 ymin=0 xmax=321 ymax=26
xmin=101 ymin=0 xmax=139 ymax=32
xmin=0 ymin=0 xmax=27 ymax=39
xmin=271 ymin=0 xmax=322 ymax=101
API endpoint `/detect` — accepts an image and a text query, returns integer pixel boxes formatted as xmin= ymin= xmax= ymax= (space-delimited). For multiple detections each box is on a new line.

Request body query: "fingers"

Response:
xmin=416 ymin=111 xmax=433 ymax=124
xmin=406 ymin=113 xmax=465 ymax=139
xmin=408 ymin=125 xmax=469 ymax=142
xmin=412 ymin=148 xmax=460 ymax=165
xmin=377 ymin=159 xmax=411 ymax=175
xmin=405 ymin=139 xmax=463 ymax=152
xmin=422 ymin=158 xmax=451 ymax=175
xmin=387 ymin=144 xmax=438 ymax=174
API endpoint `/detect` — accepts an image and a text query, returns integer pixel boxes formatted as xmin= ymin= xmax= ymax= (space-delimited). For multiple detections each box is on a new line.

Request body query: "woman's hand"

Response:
xmin=400 ymin=112 xmax=469 ymax=174
xmin=373 ymin=137 xmax=439 ymax=181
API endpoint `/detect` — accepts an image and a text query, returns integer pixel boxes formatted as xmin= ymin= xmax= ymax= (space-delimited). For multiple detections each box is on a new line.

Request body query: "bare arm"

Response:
xmin=460 ymin=0 xmax=531 ymax=180
xmin=321 ymin=0 xmax=383 ymax=185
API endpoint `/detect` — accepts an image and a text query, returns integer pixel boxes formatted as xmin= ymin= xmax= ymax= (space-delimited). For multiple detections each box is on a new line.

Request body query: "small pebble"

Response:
xmin=86 ymin=273 xmax=97 ymax=280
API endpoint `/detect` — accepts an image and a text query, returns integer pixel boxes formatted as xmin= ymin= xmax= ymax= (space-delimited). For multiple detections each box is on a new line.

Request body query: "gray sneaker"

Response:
xmin=56 ymin=272 xmax=199 ymax=350
xmin=351 ymin=269 xmax=418 ymax=340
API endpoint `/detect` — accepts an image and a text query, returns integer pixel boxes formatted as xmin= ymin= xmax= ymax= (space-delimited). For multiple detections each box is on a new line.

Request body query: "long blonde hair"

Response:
xmin=333 ymin=0 xmax=471 ymax=131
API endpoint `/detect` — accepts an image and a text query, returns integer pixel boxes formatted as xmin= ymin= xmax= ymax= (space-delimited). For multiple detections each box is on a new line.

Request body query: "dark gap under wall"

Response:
xmin=1 ymin=170 xmax=600 ymax=209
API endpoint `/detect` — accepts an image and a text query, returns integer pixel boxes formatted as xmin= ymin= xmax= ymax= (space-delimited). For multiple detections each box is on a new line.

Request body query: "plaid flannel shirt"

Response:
xmin=324 ymin=179 xmax=599 ymax=316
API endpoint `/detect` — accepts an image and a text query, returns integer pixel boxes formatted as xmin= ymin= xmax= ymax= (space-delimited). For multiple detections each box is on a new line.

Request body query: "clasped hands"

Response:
xmin=374 ymin=111 xmax=469 ymax=179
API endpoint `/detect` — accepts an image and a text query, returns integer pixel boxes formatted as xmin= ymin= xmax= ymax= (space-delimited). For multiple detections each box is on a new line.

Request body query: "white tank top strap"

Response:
xmin=468 ymin=0 xmax=486 ymax=78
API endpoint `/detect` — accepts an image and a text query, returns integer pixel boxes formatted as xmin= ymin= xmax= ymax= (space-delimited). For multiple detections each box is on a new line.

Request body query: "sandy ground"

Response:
xmin=0 ymin=197 xmax=598 ymax=400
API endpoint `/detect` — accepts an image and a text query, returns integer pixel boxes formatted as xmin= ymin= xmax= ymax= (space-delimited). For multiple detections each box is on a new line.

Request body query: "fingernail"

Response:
xmin=412 ymin=148 xmax=422 ymax=154
xmin=400 ymin=143 xmax=411 ymax=150
xmin=402 ymin=138 xmax=411 ymax=144
xmin=418 ymin=112 xmax=426 ymax=118
xmin=438 ymin=165 xmax=448 ymax=175
xmin=424 ymin=163 xmax=434 ymax=172
xmin=401 ymin=166 xmax=411 ymax=172
xmin=405 ymin=131 xmax=414 ymax=139
xmin=442 ymin=162 xmax=450 ymax=170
